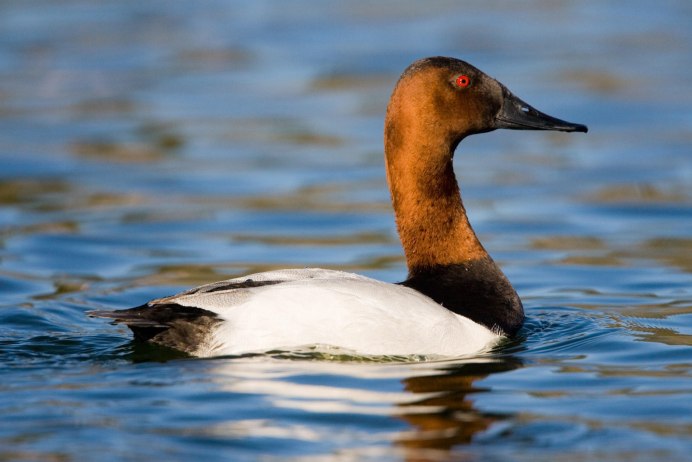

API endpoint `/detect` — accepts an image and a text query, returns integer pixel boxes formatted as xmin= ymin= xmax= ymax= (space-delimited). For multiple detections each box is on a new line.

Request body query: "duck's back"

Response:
xmin=92 ymin=268 xmax=500 ymax=357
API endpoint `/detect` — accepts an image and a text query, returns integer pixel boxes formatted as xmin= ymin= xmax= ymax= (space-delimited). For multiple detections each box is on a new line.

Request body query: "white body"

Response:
xmin=153 ymin=268 xmax=501 ymax=357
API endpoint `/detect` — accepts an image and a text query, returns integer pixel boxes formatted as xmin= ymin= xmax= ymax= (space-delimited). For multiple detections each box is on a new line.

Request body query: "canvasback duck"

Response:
xmin=90 ymin=57 xmax=587 ymax=358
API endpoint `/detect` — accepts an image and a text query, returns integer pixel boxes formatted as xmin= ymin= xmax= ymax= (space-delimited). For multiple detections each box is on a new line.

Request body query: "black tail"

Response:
xmin=88 ymin=304 xmax=220 ymax=348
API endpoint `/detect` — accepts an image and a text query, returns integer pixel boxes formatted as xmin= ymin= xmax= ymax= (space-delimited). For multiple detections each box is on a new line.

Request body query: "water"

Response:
xmin=1 ymin=1 xmax=691 ymax=460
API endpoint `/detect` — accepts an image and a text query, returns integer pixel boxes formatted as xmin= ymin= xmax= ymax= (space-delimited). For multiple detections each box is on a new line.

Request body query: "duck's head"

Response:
xmin=386 ymin=57 xmax=587 ymax=150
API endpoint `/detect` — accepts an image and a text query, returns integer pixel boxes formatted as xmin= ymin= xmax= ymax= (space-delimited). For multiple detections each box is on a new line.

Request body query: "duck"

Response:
xmin=89 ymin=57 xmax=587 ymax=358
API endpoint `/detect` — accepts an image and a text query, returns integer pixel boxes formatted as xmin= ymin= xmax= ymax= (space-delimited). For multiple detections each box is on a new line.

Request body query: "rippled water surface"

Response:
xmin=1 ymin=1 xmax=691 ymax=460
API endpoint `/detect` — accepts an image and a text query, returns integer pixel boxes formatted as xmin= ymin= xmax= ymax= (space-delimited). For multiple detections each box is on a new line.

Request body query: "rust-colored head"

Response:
xmin=387 ymin=58 xmax=503 ymax=150
xmin=386 ymin=57 xmax=587 ymax=154
xmin=384 ymin=57 xmax=586 ymax=273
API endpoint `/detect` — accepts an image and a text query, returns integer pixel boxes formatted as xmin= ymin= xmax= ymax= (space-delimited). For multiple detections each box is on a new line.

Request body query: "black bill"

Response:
xmin=495 ymin=88 xmax=588 ymax=133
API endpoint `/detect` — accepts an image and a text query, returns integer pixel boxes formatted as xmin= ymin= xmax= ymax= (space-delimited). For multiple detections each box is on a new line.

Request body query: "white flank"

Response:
xmin=154 ymin=268 xmax=501 ymax=357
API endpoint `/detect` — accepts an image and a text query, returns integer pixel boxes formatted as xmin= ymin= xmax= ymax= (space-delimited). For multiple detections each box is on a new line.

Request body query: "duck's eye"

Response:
xmin=455 ymin=75 xmax=471 ymax=88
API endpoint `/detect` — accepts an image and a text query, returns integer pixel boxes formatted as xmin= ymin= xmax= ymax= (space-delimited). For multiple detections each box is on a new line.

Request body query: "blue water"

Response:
xmin=1 ymin=1 xmax=691 ymax=460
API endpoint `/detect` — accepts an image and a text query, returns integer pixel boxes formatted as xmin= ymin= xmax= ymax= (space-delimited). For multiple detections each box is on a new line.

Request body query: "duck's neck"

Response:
xmin=384 ymin=125 xmax=487 ymax=277
xmin=384 ymin=122 xmax=524 ymax=335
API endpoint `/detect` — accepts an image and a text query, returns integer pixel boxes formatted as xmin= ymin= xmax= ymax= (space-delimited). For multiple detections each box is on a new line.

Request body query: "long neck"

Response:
xmin=384 ymin=112 xmax=524 ymax=336
xmin=384 ymin=120 xmax=488 ymax=277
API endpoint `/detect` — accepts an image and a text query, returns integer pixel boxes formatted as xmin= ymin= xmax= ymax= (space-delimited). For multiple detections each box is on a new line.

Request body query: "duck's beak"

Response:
xmin=495 ymin=88 xmax=588 ymax=133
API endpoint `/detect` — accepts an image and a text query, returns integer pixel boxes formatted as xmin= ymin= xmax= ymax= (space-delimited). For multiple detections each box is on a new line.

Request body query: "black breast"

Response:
xmin=401 ymin=258 xmax=524 ymax=336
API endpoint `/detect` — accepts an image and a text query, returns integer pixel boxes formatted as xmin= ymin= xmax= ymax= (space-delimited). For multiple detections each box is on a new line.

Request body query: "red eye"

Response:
xmin=455 ymin=75 xmax=470 ymax=88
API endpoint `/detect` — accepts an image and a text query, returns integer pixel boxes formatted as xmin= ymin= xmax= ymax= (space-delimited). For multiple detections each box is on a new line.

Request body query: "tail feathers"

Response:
xmin=88 ymin=303 xmax=220 ymax=346
xmin=88 ymin=305 xmax=168 ymax=328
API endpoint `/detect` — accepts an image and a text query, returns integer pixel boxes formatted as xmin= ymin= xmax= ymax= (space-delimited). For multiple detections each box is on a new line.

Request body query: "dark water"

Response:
xmin=1 ymin=1 xmax=691 ymax=460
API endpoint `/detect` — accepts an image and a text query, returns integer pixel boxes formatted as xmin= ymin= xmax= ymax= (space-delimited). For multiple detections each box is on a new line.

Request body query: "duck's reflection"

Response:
xmin=396 ymin=358 xmax=521 ymax=453
xmin=128 ymin=347 xmax=522 ymax=457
